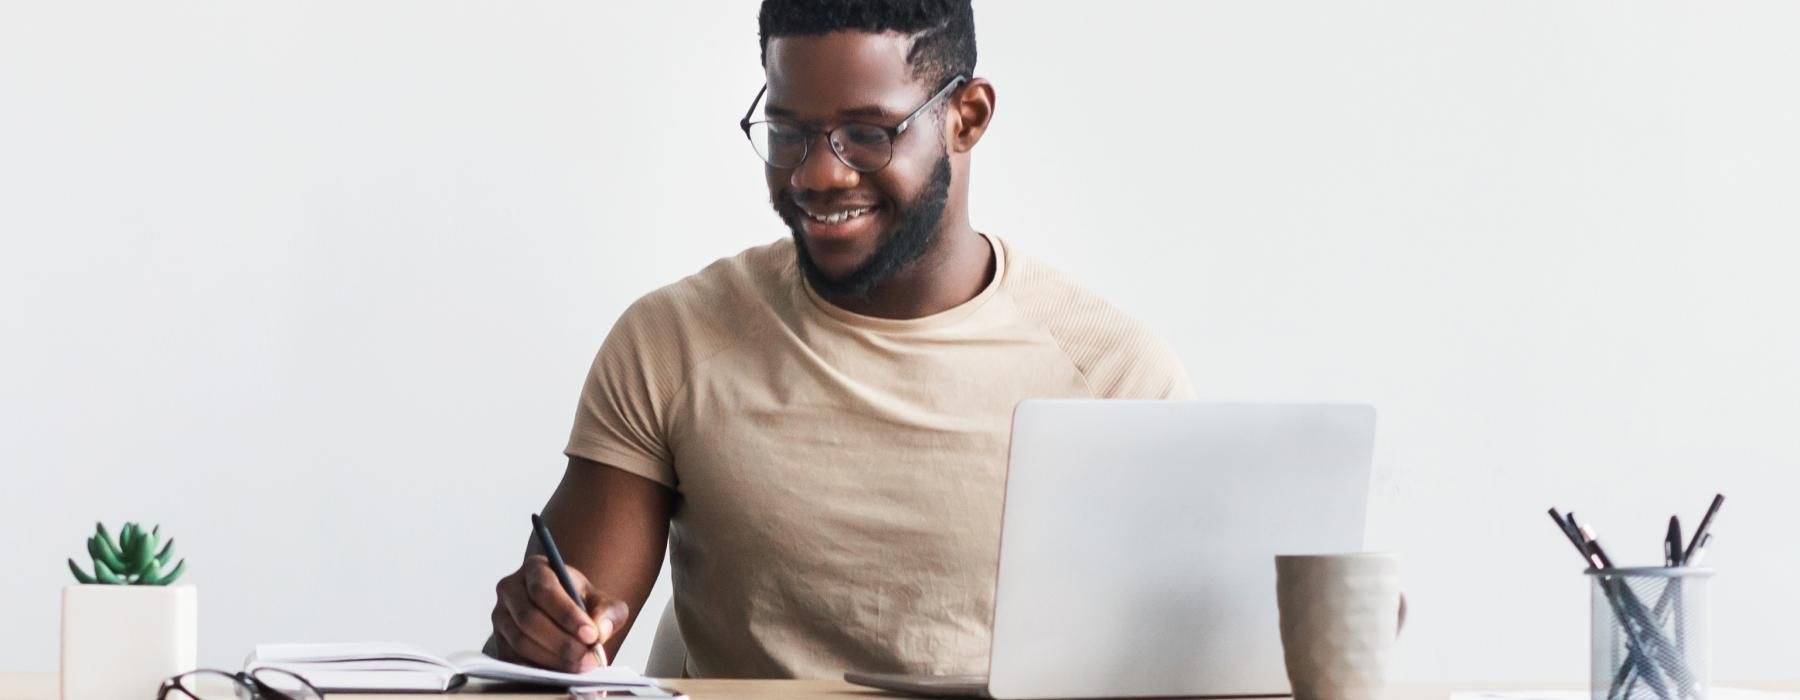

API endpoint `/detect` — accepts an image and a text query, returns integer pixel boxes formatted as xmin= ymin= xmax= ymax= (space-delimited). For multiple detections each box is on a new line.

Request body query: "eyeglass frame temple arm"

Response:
xmin=739 ymin=84 xmax=768 ymax=132
xmin=737 ymin=74 xmax=969 ymax=136
xmin=893 ymin=74 xmax=968 ymax=137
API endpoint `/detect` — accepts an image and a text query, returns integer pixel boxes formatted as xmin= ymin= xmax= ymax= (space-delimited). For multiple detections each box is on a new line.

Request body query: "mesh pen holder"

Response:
xmin=1589 ymin=567 xmax=1713 ymax=700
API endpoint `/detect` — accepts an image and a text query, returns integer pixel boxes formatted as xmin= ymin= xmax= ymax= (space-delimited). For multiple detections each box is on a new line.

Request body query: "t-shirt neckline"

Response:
xmin=799 ymin=232 xmax=1007 ymax=333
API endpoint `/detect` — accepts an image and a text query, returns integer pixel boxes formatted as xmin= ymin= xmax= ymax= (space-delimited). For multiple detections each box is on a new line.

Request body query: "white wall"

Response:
xmin=3 ymin=0 xmax=1797 ymax=682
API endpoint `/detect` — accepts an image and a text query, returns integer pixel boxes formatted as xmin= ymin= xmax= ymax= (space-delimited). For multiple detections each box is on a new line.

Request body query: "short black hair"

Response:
xmin=758 ymin=0 xmax=976 ymax=89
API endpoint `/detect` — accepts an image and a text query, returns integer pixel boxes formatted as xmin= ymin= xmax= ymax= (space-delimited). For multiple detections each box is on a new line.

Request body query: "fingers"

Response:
xmin=492 ymin=557 xmax=637 ymax=671
xmin=493 ymin=562 xmax=600 ymax=672
xmin=576 ymin=597 xmax=632 ymax=667
xmin=523 ymin=556 xmax=603 ymax=641
xmin=590 ymin=597 xmax=631 ymax=645
xmin=491 ymin=601 xmax=578 ymax=671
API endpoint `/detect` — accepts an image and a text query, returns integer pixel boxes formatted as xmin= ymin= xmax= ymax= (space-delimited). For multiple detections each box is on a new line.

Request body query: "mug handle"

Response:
xmin=1396 ymin=592 xmax=1408 ymax=637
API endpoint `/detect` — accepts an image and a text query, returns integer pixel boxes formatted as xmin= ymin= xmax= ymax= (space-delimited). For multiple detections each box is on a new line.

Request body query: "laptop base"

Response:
xmin=843 ymin=672 xmax=990 ymax=698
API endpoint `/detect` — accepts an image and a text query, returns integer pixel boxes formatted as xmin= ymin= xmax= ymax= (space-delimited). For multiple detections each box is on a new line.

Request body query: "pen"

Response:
xmin=1549 ymin=508 xmax=1673 ymax=700
xmin=531 ymin=513 xmax=606 ymax=669
xmin=1565 ymin=512 xmax=1610 ymax=569
xmin=1586 ymin=522 xmax=1690 ymax=700
xmin=1548 ymin=508 xmax=1597 ymax=566
xmin=1688 ymin=533 xmax=1714 ymax=566
xmin=1682 ymin=494 xmax=1724 ymax=563
xmin=1570 ymin=516 xmax=1675 ymax=700
xmin=1665 ymin=516 xmax=1682 ymax=567
xmin=1577 ymin=524 xmax=1616 ymax=569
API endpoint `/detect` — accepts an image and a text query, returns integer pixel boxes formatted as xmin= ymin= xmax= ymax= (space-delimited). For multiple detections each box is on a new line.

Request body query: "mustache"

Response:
xmin=777 ymin=189 xmax=882 ymax=211
xmin=772 ymin=197 xmax=805 ymax=233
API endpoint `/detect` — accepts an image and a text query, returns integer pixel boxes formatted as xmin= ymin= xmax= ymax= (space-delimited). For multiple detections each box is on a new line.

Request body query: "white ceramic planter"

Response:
xmin=60 ymin=584 xmax=197 ymax=700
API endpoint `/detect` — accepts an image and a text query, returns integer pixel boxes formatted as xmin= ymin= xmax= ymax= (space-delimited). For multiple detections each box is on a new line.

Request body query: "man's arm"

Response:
xmin=486 ymin=455 xmax=675 ymax=671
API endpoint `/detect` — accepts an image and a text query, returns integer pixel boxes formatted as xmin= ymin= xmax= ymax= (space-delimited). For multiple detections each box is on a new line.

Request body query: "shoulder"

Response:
xmin=612 ymin=238 xmax=795 ymax=350
xmin=999 ymin=239 xmax=1194 ymax=399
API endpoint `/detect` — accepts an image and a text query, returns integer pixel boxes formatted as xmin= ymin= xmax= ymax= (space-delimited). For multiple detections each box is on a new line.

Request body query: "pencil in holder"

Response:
xmin=1589 ymin=567 xmax=1712 ymax=700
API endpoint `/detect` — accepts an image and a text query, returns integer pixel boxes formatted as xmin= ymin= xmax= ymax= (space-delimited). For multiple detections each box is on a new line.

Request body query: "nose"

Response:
xmin=789 ymin=131 xmax=860 ymax=192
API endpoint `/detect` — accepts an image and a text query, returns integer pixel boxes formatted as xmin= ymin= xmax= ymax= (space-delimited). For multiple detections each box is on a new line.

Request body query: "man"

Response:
xmin=487 ymin=0 xmax=1193 ymax=679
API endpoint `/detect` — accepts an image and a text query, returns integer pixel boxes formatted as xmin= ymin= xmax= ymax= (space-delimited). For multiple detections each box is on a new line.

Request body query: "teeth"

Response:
xmin=807 ymin=207 xmax=871 ymax=225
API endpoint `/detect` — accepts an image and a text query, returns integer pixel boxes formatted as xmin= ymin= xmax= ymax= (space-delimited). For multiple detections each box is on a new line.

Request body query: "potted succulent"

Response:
xmin=60 ymin=522 xmax=195 ymax=700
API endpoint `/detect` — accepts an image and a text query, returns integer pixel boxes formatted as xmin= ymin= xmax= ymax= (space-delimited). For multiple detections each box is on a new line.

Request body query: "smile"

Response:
xmin=804 ymin=206 xmax=875 ymax=225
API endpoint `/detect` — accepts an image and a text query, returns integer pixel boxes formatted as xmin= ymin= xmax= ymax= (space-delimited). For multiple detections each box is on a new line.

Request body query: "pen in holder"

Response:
xmin=1589 ymin=566 xmax=1712 ymax=700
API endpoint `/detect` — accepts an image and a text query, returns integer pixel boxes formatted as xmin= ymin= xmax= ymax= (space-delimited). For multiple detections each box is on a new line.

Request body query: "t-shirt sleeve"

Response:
xmin=1001 ymin=248 xmax=1195 ymax=401
xmin=1099 ymin=331 xmax=1197 ymax=400
xmin=563 ymin=294 xmax=681 ymax=488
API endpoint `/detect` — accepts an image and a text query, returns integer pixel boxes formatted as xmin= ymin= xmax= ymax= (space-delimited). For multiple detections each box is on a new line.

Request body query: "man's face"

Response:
xmin=762 ymin=32 xmax=953 ymax=299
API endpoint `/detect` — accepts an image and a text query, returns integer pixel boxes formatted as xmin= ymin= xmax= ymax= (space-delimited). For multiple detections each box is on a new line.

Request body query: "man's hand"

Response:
xmin=484 ymin=457 xmax=674 ymax=673
xmin=490 ymin=553 xmax=632 ymax=672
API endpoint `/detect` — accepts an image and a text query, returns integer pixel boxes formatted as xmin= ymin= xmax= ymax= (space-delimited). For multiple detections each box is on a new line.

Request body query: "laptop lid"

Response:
xmin=985 ymin=401 xmax=1377 ymax=700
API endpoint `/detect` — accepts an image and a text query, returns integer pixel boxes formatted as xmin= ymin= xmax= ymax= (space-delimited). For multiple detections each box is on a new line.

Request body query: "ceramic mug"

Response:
xmin=1275 ymin=553 xmax=1406 ymax=700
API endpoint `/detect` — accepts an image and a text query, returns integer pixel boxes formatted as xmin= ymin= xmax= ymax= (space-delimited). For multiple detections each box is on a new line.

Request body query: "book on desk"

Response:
xmin=245 ymin=642 xmax=654 ymax=693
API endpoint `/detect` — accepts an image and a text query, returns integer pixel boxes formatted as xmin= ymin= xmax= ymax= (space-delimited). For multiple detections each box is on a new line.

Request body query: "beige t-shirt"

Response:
xmin=564 ymin=233 xmax=1194 ymax=679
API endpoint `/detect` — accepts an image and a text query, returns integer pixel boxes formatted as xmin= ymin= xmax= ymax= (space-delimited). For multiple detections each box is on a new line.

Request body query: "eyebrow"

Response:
xmin=764 ymin=104 xmax=896 ymax=122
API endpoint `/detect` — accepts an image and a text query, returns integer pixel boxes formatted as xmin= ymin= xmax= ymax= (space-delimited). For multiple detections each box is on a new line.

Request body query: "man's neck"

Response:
xmin=816 ymin=223 xmax=995 ymax=320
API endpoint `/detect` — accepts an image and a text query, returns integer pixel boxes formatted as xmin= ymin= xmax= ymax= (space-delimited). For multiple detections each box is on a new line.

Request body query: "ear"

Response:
xmin=947 ymin=77 xmax=996 ymax=154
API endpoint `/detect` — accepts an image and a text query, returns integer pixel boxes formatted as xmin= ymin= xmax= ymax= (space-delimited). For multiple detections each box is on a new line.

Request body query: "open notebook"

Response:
xmin=245 ymin=642 xmax=656 ymax=693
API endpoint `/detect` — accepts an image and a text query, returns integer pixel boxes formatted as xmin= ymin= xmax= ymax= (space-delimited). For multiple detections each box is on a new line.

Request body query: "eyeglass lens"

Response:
xmin=247 ymin=668 xmax=322 ymax=700
xmin=159 ymin=669 xmax=321 ymax=700
xmin=745 ymin=122 xmax=894 ymax=172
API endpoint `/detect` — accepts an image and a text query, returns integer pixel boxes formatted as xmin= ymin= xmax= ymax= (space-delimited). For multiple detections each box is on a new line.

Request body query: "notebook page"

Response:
xmin=447 ymin=650 xmax=653 ymax=686
xmin=252 ymin=642 xmax=450 ymax=667
xmin=260 ymin=667 xmax=458 ymax=693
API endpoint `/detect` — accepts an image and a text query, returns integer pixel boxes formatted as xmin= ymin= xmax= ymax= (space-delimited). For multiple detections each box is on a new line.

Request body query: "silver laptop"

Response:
xmin=845 ymin=400 xmax=1377 ymax=699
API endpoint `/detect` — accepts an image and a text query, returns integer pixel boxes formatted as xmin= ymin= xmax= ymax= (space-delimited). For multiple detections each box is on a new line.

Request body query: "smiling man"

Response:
xmin=486 ymin=0 xmax=1194 ymax=680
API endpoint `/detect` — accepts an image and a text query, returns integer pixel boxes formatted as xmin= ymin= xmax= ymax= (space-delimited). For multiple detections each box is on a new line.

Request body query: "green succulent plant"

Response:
xmin=68 ymin=521 xmax=186 ymax=585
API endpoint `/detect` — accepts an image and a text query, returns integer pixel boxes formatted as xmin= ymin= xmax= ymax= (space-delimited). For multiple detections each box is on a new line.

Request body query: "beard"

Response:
xmin=774 ymin=152 xmax=953 ymax=301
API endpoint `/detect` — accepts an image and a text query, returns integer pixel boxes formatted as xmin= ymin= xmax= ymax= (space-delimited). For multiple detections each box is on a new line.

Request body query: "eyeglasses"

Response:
xmin=157 ymin=668 xmax=322 ymax=700
xmin=739 ymin=75 xmax=969 ymax=173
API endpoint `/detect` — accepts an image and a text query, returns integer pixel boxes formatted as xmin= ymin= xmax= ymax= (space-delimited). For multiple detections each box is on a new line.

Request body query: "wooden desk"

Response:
xmin=4 ymin=675 xmax=881 ymax=700
xmin=3 ymin=674 xmax=1795 ymax=700
xmin=5 ymin=675 xmax=877 ymax=700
